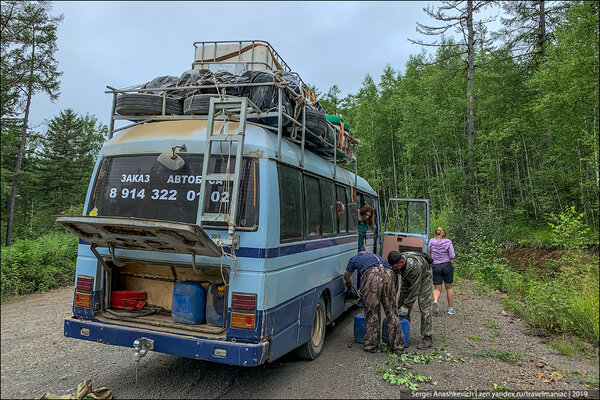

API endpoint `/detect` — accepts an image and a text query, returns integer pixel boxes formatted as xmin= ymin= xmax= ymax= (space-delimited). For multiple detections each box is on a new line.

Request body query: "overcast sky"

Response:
xmin=28 ymin=1 xmax=500 ymax=131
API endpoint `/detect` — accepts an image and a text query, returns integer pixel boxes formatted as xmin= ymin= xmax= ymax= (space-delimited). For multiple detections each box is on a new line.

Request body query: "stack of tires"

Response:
xmin=113 ymin=70 xmax=343 ymax=156
xmin=115 ymin=75 xmax=183 ymax=119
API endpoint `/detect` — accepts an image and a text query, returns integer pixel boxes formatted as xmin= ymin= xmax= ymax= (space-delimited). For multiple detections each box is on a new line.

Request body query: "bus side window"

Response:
xmin=366 ymin=195 xmax=377 ymax=232
xmin=347 ymin=187 xmax=358 ymax=233
xmin=320 ymin=179 xmax=335 ymax=237
xmin=336 ymin=185 xmax=347 ymax=234
xmin=304 ymin=175 xmax=322 ymax=238
xmin=277 ymin=164 xmax=304 ymax=241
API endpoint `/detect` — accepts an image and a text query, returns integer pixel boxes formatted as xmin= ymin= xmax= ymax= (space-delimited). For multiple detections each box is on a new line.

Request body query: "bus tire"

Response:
xmin=115 ymin=94 xmax=182 ymax=116
xmin=304 ymin=108 xmax=328 ymax=139
xmin=183 ymin=95 xmax=212 ymax=115
xmin=296 ymin=296 xmax=326 ymax=360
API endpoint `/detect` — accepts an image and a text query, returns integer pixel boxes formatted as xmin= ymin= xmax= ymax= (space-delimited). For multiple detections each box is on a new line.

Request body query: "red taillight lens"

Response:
xmin=76 ymin=275 xmax=94 ymax=292
xmin=231 ymin=293 xmax=256 ymax=311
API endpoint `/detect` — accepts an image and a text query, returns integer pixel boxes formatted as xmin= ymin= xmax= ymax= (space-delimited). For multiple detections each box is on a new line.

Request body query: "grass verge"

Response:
xmin=1 ymin=232 xmax=78 ymax=303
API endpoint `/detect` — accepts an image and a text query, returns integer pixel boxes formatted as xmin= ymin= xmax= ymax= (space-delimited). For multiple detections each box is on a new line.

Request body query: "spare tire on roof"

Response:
xmin=115 ymin=94 xmax=183 ymax=116
xmin=183 ymin=95 xmax=214 ymax=115
xmin=303 ymin=108 xmax=330 ymax=142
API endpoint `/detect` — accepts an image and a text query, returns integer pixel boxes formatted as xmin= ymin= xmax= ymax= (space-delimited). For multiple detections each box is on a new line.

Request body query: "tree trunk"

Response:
xmin=5 ymin=83 xmax=33 ymax=246
xmin=5 ymin=35 xmax=36 ymax=246
xmin=538 ymin=0 xmax=547 ymax=58
xmin=390 ymin=129 xmax=398 ymax=198
xmin=466 ymin=0 xmax=477 ymax=214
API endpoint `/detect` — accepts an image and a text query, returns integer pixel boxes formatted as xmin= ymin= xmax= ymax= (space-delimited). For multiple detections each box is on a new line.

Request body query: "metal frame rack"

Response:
xmin=105 ymin=84 xmax=358 ymax=172
xmin=104 ymin=41 xmax=359 ymax=248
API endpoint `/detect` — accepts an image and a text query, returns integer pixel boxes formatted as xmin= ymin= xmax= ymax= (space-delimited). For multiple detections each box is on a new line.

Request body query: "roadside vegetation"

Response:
xmin=1 ymin=232 xmax=78 ymax=302
xmin=451 ymin=206 xmax=599 ymax=345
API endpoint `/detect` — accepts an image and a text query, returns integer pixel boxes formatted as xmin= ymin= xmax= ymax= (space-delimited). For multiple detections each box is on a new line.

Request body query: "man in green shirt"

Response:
xmin=388 ymin=250 xmax=434 ymax=350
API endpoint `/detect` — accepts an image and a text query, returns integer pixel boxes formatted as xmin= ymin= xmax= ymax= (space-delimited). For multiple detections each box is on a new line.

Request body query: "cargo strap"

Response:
xmin=273 ymin=71 xmax=306 ymax=140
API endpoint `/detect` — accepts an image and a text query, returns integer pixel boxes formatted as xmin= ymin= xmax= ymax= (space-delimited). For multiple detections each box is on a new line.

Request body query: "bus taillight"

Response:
xmin=230 ymin=311 xmax=256 ymax=329
xmin=75 ymin=292 xmax=92 ymax=308
xmin=76 ymin=275 xmax=94 ymax=292
xmin=74 ymin=275 xmax=94 ymax=308
xmin=230 ymin=293 xmax=257 ymax=329
xmin=231 ymin=293 xmax=256 ymax=310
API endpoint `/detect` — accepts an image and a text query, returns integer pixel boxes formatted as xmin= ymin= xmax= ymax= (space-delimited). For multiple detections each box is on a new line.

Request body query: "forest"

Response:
xmin=1 ymin=1 xmax=598 ymax=347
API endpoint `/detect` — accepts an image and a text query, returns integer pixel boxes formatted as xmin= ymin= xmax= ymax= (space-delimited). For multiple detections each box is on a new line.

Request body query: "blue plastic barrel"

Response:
xmin=172 ymin=281 xmax=206 ymax=324
xmin=382 ymin=317 xmax=410 ymax=348
xmin=206 ymin=283 xmax=226 ymax=326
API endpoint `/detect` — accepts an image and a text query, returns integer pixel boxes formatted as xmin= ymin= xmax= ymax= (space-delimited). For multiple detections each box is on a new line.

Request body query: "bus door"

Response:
xmin=380 ymin=198 xmax=430 ymax=260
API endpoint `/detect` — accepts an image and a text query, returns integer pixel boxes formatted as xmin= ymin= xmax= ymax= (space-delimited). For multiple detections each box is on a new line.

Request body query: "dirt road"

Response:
xmin=1 ymin=279 xmax=598 ymax=399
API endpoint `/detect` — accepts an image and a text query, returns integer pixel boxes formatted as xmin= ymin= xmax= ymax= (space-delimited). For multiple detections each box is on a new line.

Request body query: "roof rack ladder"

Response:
xmin=197 ymin=97 xmax=256 ymax=249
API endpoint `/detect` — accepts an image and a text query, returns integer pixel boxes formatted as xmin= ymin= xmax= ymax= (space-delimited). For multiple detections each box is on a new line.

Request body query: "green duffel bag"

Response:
xmin=326 ymin=114 xmax=350 ymax=131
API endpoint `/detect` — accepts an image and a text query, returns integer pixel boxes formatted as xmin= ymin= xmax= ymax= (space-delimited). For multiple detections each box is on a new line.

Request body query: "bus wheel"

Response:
xmin=296 ymin=296 xmax=326 ymax=360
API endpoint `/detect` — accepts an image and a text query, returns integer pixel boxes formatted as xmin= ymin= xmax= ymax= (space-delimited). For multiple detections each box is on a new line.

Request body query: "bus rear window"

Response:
xmin=87 ymin=154 xmax=258 ymax=228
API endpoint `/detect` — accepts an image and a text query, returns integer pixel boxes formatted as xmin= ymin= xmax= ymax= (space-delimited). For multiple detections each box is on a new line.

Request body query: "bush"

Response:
xmin=456 ymin=235 xmax=599 ymax=343
xmin=1 ymin=233 xmax=78 ymax=302
xmin=548 ymin=205 xmax=593 ymax=250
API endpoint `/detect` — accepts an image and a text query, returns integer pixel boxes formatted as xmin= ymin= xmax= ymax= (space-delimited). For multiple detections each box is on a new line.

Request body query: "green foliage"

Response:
xmin=473 ymin=349 xmax=523 ymax=364
xmin=1 ymin=232 xmax=77 ymax=302
xmin=548 ymin=205 xmax=593 ymax=250
xmin=460 ymin=246 xmax=599 ymax=343
xmin=38 ymin=109 xmax=106 ymax=212
xmin=378 ymin=350 xmax=466 ymax=389
xmin=456 ymin=233 xmax=507 ymax=289
xmin=468 ymin=335 xmax=482 ymax=342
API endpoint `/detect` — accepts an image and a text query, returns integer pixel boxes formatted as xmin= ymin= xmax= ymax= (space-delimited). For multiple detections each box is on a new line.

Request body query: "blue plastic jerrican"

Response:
xmin=172 ymin=281 xmax=207 ymax=324
xmin=206 ymin=283 xmax=226 ymax=326
xmin=354 ymin=314 xmax=410 ymax=347
xmin=382 ymin=316 xmax=410 ymax=347
xmin=354 ymin=314 xmax=367 ymax=343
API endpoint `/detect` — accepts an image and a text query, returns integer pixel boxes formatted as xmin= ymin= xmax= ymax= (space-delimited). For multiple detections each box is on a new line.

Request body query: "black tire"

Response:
xmin=183 ymin=95 xmax=213 ymax=115
xmin=296 ymin=296 xmax=327 ymax=360
xmin=304 ymin=108 xmax=329 ymax=140
xmin=324 ymin=123 xmax=335 ymax=145
xmin=115 ymin=94 xmax=182 ymax=116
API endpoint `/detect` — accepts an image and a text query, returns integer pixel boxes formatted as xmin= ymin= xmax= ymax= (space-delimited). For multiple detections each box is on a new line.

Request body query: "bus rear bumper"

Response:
xmin=64 ymin=318 xmax=269 ymax=366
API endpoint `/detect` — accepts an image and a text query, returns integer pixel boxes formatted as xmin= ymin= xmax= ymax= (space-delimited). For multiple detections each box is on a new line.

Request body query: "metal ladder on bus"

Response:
xmin=197 ymin=96 xmax=258 ymax=250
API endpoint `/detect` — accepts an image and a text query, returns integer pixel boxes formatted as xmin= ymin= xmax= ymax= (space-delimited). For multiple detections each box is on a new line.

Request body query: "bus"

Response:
xmin=57 ymin=41 xmax=381 ymax=367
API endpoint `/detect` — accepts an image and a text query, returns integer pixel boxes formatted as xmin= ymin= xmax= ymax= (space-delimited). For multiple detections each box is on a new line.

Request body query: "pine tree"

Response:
xmin=3 ymin=1 xmax=63 ymax=246
xmin=38 ymin=109 xmax=106 ymax=212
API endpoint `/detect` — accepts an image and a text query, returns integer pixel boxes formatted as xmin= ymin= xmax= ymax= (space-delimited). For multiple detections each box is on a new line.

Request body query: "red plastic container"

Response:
xmin=111 ymin=290 xmax=147 ymax=310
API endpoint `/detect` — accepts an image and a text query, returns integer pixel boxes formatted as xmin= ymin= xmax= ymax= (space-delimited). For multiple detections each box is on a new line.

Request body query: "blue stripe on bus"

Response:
xmin=79 ymin=235 xmax=358 ymax=259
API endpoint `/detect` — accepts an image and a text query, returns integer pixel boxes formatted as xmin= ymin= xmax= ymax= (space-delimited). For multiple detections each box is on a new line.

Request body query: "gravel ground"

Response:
xmin=1 ymin=278 xmax=598 ymax=399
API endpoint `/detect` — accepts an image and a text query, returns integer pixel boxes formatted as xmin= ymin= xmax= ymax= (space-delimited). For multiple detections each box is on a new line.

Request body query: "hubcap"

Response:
xmin=311 ymin=303 xmax=324 ymax=347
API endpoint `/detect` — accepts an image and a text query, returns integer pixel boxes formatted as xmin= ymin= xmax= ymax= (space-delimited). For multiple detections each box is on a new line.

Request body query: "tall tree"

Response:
xmin=38 ymin=110 xmax=106 ymax=212
xmin=496 ymin=0 xmax=567 ymax=69
xmin=3 ymin=1 xmax=63 ymax=246
xmin=409 ymin=0 xmax=493 ymax=210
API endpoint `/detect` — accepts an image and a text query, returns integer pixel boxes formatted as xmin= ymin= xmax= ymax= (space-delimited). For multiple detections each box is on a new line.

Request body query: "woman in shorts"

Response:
xmin=428 ymin=227 xmax=456 ymax=315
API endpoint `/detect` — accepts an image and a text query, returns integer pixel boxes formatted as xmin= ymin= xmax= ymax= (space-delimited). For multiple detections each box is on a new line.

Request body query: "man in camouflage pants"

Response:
xmin=388 ymin=250 xmax=434 ymax=350
xmin=344 ymin=247 xmax=405 ymax=354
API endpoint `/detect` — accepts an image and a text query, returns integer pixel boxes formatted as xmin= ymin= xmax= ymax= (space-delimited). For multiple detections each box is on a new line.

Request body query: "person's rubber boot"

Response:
xmin=433 ymin=301 xmax=439 ymax=315
xmin=417 ymin=336 xmax=433 ymax=350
